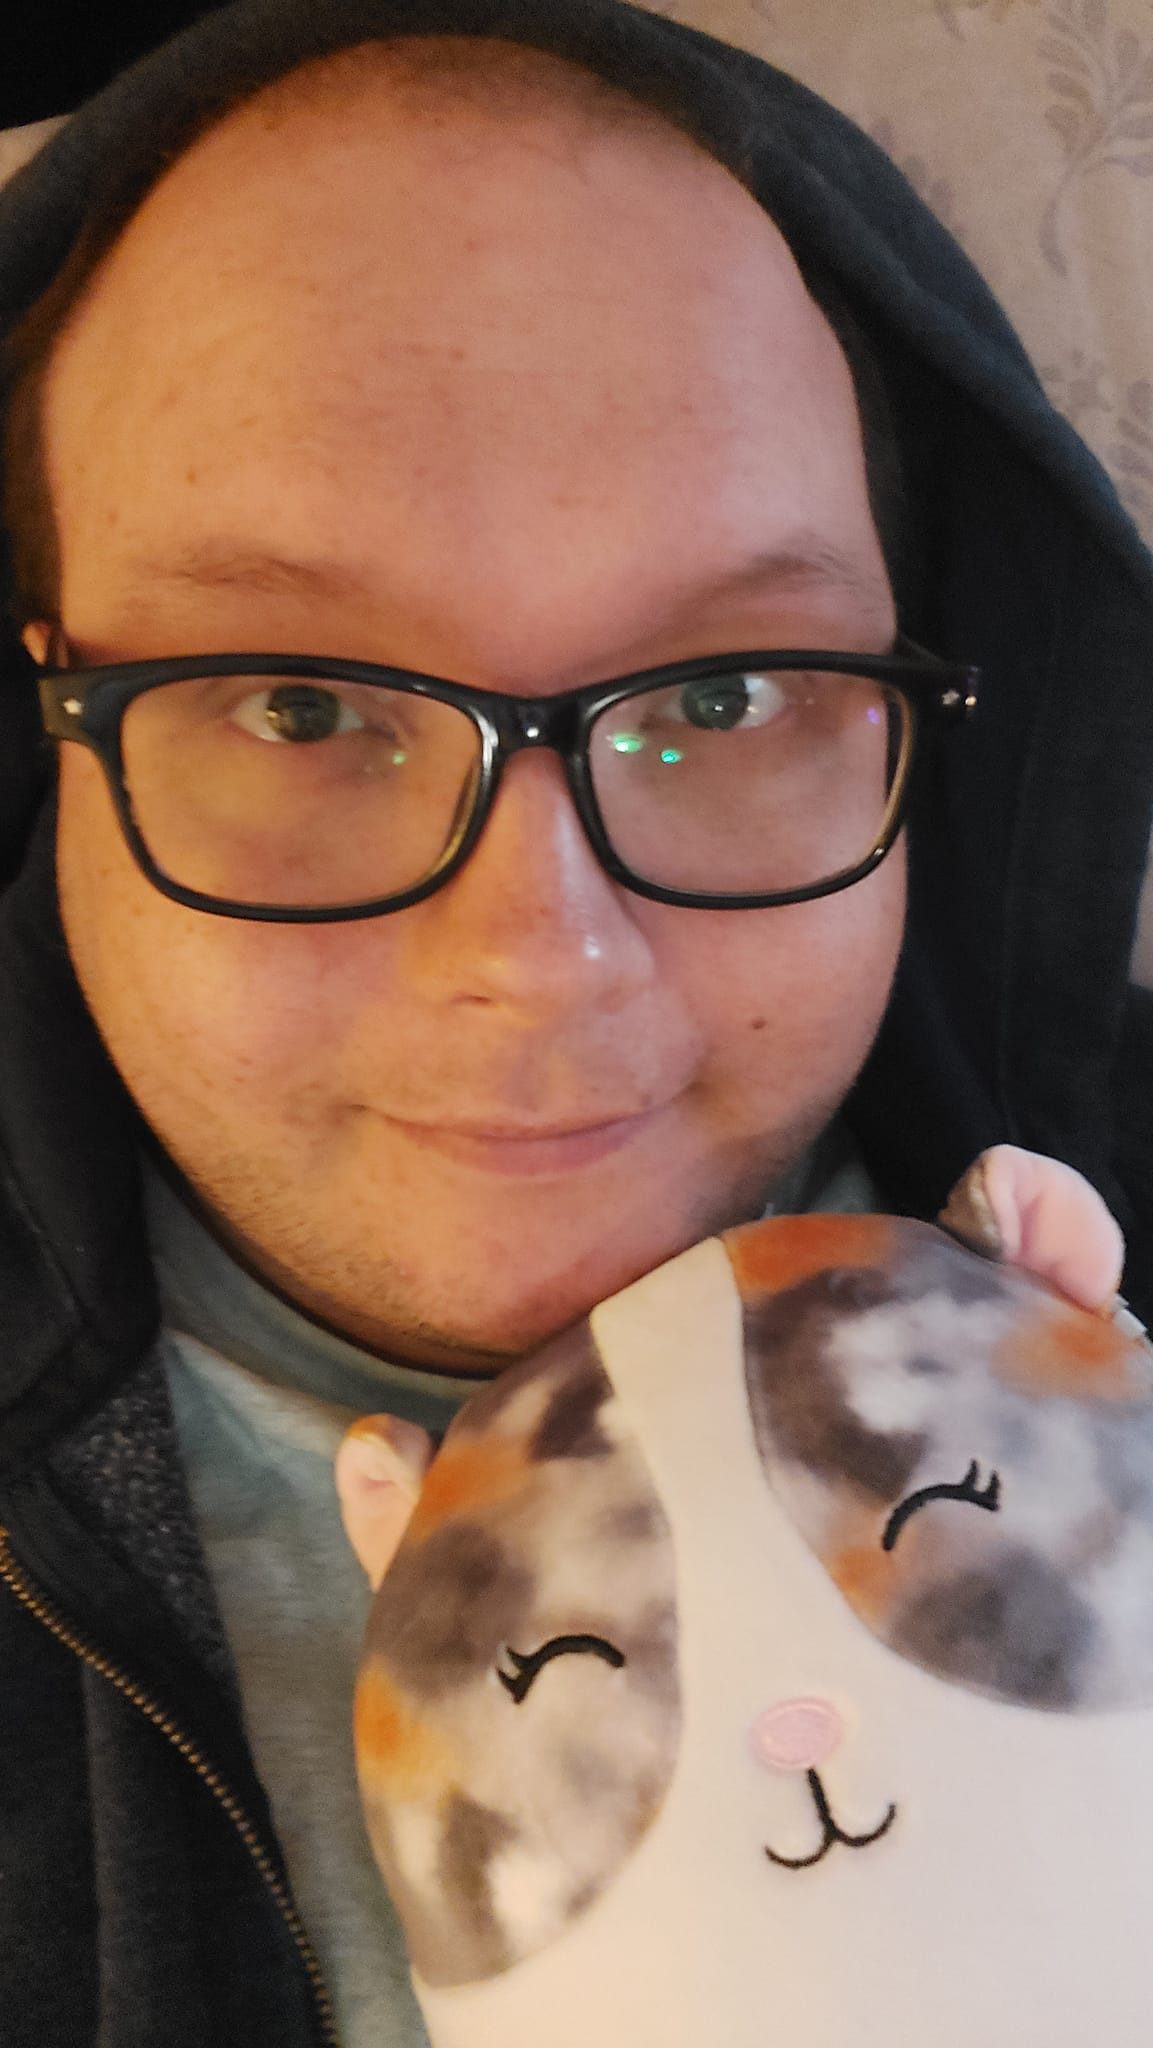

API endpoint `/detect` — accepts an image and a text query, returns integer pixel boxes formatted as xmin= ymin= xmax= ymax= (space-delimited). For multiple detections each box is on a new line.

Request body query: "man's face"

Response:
xmin=38 ymin=61 xmax=902 ymax=1368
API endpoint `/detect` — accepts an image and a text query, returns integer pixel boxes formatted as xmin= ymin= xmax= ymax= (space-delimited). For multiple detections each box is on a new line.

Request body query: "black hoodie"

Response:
xmin=0 ymin=3 xmax=1151 ymax=2043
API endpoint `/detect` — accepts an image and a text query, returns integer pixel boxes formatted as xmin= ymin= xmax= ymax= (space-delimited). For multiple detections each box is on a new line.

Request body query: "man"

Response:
xmin=0 ymin=3 xmax=1151 ymax=2044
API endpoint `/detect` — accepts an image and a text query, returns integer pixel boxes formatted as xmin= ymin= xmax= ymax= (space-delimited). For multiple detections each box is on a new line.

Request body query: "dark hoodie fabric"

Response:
xmin=0 ymin=3 xmax=1151 ymax=2042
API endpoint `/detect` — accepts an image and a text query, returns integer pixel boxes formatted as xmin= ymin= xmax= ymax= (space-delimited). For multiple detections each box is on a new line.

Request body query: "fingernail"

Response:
xmin=343 ymin=1435 xmax=415 ymax=1490
xmin=1110 ymin=1296 xmax=1149 ymax=1341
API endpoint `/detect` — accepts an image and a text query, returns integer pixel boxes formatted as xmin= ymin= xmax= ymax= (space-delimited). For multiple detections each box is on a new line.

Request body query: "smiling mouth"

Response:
xmin=384 ymin=1107 xmax=664 ymax=1175
xmin=765 ymin=1769 xmax=897 ymax=1870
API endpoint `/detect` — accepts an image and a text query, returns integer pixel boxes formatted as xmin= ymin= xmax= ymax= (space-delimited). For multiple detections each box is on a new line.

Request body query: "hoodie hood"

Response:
xmin=1 ymin=0 xmax=1152 ymax=1454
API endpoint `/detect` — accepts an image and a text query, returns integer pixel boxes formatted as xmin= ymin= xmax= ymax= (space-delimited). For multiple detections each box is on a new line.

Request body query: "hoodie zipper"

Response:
xmin=0 ymin=1525 xmax=340 ymax=2048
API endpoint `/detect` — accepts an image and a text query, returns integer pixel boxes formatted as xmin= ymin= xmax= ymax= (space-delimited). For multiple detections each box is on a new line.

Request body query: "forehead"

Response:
xmin=42 ymin=67 xmax=885 ymax=672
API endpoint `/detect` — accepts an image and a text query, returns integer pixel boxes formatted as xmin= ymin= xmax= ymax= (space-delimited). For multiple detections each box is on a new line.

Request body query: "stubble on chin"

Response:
xmin=163 ymin=1085 xmax=842 ymax=1372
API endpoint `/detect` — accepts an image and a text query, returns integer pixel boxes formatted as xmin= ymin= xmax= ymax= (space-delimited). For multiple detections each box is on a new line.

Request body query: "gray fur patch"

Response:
xmin=366 ymin=1523 xmax=533 ymax=1700
xmin=450 ymin=1322 xmax=610 ymax=1439
xmin=388 ymin=1794 xmax=522 ymax=1988
xmin=531 ymin=1365 xmax=614 ymax=1462
xmin=893 ymin=1549 xmax=1097 ymax=1707
xmin=916 ymin=1237 xmax=1008 ymax=1307
xmin=437 ymin=1792 xmax=518 ymax=1974
xmin=744 ymin=1274 xmax=926 ymax=1500
xmin=599 ymin=1499 xmax=666 ymax=1543
xmin=619 ymin=1599 xmax=680 ymax=1703
xmin=561 ymin=1743 xmax=630 ymax=1803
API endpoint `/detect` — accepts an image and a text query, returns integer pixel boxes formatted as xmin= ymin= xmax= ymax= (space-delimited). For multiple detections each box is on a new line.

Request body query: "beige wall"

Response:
xmin=645 ymin=0 xmax=1153 ymax=554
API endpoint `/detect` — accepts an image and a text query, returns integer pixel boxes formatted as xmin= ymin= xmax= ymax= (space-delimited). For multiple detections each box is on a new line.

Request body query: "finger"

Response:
xmin=335 ymin=1414 xmax=433 ymax=1591
xmin=956 ymin=1145 xmax=1125 ymax=1312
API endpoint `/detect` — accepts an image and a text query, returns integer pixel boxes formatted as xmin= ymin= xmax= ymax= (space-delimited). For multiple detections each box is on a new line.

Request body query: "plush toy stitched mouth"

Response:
xmin=764 ymin=1771 xmax=898 ymax=1870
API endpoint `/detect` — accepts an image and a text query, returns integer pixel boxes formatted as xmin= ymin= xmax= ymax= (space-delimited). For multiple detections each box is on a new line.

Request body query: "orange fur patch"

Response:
xmin=406 ymin=1434 xmax=528 ymax=1541
xmin=355 ymin=1659 xmax=453 ymax=1795
xmin=996 ymin=1298 xmax=1146 ymax=1400
xmin=830 ymin=1538 xmax=894 ymax=1625
xmin=725 ymin=1213 xmax=899 ymax=1301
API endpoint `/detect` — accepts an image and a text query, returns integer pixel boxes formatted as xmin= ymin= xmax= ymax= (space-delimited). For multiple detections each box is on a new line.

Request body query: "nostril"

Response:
xmin=749 ymin=1696 xmax=845 ymax=1773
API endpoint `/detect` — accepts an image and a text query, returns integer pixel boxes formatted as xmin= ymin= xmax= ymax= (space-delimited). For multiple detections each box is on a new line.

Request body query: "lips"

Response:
xmin=383 ymin=1106 xmax=663 ymax=1176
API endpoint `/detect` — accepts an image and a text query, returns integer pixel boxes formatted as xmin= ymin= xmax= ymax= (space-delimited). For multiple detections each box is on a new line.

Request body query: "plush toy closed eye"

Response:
xmin=338 ymin=1149 xmax=1153 ymax=2048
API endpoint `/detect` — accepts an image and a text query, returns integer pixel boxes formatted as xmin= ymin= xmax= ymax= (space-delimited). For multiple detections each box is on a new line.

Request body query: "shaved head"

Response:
xmin=3 ymin=34 xmax=900 ymax=631
xmin=250 ymin=34 xmax=678 ymax=136
xmin=2 ymin=38 xmax=698 ymax=632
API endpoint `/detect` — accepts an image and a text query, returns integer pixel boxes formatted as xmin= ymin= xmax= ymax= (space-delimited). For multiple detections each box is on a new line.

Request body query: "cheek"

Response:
xmin=55 ymin=748 xmax=387 ymax=1109
xmin=653 ymin=848 xmax=906 ymax=1103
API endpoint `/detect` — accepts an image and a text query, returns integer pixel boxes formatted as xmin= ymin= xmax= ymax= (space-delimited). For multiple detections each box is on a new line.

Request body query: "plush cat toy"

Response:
xmin=339 ymin=1150 xmax=1153 ymax=2047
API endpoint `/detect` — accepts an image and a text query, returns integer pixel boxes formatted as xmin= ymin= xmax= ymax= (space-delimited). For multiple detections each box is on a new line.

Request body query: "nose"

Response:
xmin=399 ymin=748 xmax=656 ymax=1017
xmin=749 ymin=1697 xmax=845 ymax=1773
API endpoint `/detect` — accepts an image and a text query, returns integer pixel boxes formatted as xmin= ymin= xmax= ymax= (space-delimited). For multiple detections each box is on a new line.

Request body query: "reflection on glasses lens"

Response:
xmin=589 ymin=669 xmax=908 ymax=897
xmin=118 ymin=666 xmax=909 ymax=911
xmin=123 ymin=673 xmax=483 ymax=908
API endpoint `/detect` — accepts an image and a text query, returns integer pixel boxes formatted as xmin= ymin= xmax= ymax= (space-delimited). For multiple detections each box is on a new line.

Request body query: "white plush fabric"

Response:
xmin=396 ymin=1228 xmax=1153 ymax=2048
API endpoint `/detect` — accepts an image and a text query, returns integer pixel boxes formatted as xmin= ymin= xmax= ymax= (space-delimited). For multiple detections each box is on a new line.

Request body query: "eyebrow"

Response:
xmin=124 ymin=542 xmax=369 ymax=602
xmin=121 ymin=531 xmax=891 ymax=620
xmin=665 ymin=536 xmax=892 ymax=620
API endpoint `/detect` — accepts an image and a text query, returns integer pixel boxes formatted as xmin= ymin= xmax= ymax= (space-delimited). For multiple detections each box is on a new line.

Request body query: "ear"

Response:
xmin=335 ymin=1414 xmax=434 ymax=1591
xmin=22 ymin=622 xmax=54 ymax=666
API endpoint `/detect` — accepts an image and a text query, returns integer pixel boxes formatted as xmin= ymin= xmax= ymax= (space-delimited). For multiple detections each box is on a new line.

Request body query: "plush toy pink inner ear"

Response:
xmin=336 ymin=1416 xmax=434 ymax=1591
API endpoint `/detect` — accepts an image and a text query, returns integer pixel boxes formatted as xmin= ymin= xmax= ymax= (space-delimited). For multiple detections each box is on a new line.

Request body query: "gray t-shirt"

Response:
xmin=145 ymin=1130 xmax=878 ymax=2048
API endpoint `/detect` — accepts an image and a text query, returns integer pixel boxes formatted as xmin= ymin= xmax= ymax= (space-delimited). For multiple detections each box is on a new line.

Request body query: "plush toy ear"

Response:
xmin=335 ymin=1415 xmax=433 ymax=1590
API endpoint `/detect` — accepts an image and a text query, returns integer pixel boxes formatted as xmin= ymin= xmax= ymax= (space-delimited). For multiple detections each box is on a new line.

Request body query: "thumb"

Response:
xmin=335 ymin=1414 xmax=433 ymax=1591
xmin=940 ymin=1145 xmax=1125 ymax=1313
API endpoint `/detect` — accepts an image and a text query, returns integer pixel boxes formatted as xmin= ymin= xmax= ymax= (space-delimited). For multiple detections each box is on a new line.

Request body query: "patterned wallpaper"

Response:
xmin=2 ymin=8 xmax=1152 ymax=972
xmin=644 ymin=0 xmax=1153 ymax=549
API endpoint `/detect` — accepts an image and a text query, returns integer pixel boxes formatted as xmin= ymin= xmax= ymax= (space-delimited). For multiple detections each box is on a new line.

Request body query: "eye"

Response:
xmin=497 ymin=1633 xmax=626 ymax=1704
xmin=229 ymin=682 xmax=366 ymax=744
xmin=669 ymin=671 xmax=789 ymax=733
xmin=882 ymin=1459 xmax=1001 ymax=1553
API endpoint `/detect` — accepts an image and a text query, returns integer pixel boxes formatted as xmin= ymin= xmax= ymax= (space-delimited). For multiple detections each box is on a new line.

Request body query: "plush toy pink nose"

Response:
xmin=749 ymin=1697 xmax=844 ymax=1772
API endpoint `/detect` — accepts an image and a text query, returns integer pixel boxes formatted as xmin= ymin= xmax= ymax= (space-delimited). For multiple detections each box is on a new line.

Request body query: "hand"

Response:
xmin=939 ymin=1143 xmax=1125 ymax=1313
xmin=334 ymin=1413 xmax=433 ymax=1590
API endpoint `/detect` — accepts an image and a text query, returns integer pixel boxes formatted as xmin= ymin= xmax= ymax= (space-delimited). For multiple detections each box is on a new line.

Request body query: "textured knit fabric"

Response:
xmin=146 ymin=1168 xmax=484 ymax=2046
xmin=0 ymin=4 xmax=1151 ymax=2046
xmin=47 ymin=1342 xmax=238 ymax=1687
xmin=163 ymin=1329 xmax=433 ymax=2048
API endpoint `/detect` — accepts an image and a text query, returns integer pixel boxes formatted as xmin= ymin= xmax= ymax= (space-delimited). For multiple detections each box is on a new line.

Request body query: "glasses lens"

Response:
xmin=588 ymin=667 xmax=910 ymax=898
xmin=121 ymin=674 xmax=482 ymax=908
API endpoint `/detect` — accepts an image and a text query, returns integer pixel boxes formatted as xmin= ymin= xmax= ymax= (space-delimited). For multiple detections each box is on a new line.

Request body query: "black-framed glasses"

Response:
xmin=38 ymin=639 xmax=977 ymax=922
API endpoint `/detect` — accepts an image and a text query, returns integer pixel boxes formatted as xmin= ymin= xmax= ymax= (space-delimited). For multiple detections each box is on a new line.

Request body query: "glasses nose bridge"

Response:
xmin=475 ymin=689 xmax=599 ymax=868
xmin=491 ymin=690 xmax=583 ymax=762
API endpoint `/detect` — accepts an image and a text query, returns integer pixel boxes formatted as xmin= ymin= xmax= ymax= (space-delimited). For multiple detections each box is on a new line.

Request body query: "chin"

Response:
xmin=410 ymin=1228 xmax=720 ymax=1364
